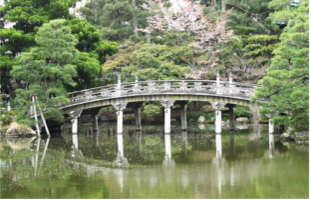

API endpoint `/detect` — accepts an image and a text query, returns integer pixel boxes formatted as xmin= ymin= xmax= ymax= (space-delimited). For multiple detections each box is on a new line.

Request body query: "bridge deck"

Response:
xmin=60 ymin=80 xmax=260 ymax=113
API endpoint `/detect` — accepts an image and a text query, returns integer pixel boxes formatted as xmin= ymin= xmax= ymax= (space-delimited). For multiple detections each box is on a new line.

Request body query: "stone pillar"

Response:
xmin=113 ymin=103 xmax=128 ymax=134
xmin=161 ymin=100 xmax=175 ymax=134
xmin=180 ymin=104 xmax=187 ymax=131
xmin=216 ymin=110 xmax=222 ymax=134
xmin=72 ymin=117 xmax=78 ymax=134
xmin=70 ymin=110 xmax=82 ymax=134
xmin=117 ymin=110 xmax=123 ymax=134
xmin=72 ymin=132 xmax=78 ymax=149
xmin=269 ymin=119 xmax=274 ymax=134
xmin=135 ymin=107 xmax=142 ymax=131
xmin=227 ymin=104 xmax=235 ymax=130
xmin=211 ymin=102 xmax=226 ymax=134
xmin=117 ymin=134 xmax=124 ymax=157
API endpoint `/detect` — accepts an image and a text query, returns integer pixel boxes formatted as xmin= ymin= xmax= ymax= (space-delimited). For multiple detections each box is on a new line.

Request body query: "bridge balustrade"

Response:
xmin=69 ymin=80 xmax=260 ymax=104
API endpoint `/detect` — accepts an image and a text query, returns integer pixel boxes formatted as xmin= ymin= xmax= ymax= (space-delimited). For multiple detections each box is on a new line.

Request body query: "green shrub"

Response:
xmin=187 ymin=111 xmax=214 ymax=123
xmin=143 ymin=102 xmax=161 ymax=117
xmin=0 ymin=110 xmax=17 ymax=125
xmin=234 ymin=105 xmax=251 ymax=118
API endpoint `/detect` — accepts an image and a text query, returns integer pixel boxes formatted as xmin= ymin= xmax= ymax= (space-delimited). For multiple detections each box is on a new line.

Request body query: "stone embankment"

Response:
xmin=280 ymin=127 xmax=309 ymax=143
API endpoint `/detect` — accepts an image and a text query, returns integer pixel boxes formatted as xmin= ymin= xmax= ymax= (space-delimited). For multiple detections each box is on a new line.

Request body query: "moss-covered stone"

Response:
xmin=6 ymin=122 xmax=36 ymax=136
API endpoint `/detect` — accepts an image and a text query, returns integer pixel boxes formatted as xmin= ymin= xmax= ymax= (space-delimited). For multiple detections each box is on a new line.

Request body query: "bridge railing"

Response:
xmin=68 ymin=80 xmax=260 ymax=104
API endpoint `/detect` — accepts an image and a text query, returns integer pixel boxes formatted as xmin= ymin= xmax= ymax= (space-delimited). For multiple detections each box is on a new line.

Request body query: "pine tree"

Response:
xmin=0 ymin=0 xmax=118 ymax=96
xmin=78 ymin=0 xmax=149 ymax=41
xmin=253 ymin=1 xmax=309 ymax=131
xmin=11 ymin=19 xmax=79 ymax=124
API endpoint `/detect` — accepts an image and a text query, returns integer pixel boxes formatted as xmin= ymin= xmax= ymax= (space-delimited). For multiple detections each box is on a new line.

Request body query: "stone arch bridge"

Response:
xmin=60 ymin=75 xmax=262 ymax=134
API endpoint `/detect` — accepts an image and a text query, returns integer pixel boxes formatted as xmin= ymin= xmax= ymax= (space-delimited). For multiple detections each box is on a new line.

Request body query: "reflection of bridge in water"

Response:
xmin=59 ymin=74 xmax=274 ymax=135
xmin=65 ymin=125 xmax=277 ymax=198
xmin=2 ymin=124 xmax=280 ymax=198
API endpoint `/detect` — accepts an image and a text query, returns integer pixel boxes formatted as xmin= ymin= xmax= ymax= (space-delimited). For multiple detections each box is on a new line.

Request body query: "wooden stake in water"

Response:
xmin=35 ymin=97 xmax=50 ymax=137
xmin=32 ymin=96 xmax=41 ymax=137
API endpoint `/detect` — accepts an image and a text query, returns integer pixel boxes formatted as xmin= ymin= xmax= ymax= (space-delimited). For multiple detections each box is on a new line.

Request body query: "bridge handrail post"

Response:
xmin=229 ymin=72 xmax=233 ymax=94
xmin=115 ymin=74 xmax=122 ymax=97
xmin=132 ymin=75 xmax=141 ymax=93
xmin=7 ymin=101 xmax=11 ymax=111
xmin=135 ymin=75 xmax=138 ymax=87
xmin=216 ymin=71 xmax=220 ymax=94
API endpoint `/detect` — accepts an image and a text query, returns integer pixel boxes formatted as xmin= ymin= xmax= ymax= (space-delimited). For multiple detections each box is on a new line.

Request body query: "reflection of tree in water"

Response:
xmin=1 ymin=124 xmax=308 ymax=198
xmin=1 ymin=137 xmax=111 ymax=199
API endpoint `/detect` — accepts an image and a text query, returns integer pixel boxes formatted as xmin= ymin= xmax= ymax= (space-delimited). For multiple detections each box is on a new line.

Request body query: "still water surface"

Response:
xmin=0 ymin=124 xmax=309 ymax=199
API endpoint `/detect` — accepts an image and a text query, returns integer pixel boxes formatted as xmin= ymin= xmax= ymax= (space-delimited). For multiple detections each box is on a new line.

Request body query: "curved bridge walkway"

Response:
xmin=61 ymin=74 xmax=264 ymax=135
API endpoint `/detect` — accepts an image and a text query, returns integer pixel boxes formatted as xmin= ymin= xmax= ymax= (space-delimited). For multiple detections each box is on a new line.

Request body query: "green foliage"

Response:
xmin=73 ymin=52 xmax=100 ymax=90
xmin=0 ymin=110 xmax=17 ymax=125
xmin=253 ymin=1 xmax=309 ymax=131
xmin=1 ymin=0 xmax=119 ymax=96
xmin=226 ymin=0 xmax=276 ymax=35
xmin=65 ymin=16 xmax=118 ymax=65
xmin=187 ymin=111 xmax=213 ymax=123
xmin=243 ymin=35 xmax=279 ymax=58
xmin=234 ymin=105 xmax=251 ymax=118
xmin=78 ymin=0 xmax=149 ymax=41
xmin=11 ymin=19 xmax=79 ymax=123
xmin=143 ymin=102 xmax=161 ymax=117
xmin=104 ymin=42 xmax=191 ymax=81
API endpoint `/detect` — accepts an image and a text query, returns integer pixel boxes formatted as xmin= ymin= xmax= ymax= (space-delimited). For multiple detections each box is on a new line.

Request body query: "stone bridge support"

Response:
xmin=178 ymin=101 xmax=188 ymax=131
xmin=211 ymin=102 xmax=226 ymax=134
xmin=132 ymin=102 xmax=143 ymax=131
xmin=161 ymin=100 xmax=175 ymax=134
xmin=113 ymin=103 xmax=128 ymax=134
xmin=250 ymin=103 xmax=260 ymax=124
xmin=80 ymin=107 xmax=103 ymax=133
xmin=71 ymin=110 xmax=82 ymax=134
xmin=226 ymin=104 xmax=236 ymax=131
xmin=269 ymin=119 xmax=274 ymax=134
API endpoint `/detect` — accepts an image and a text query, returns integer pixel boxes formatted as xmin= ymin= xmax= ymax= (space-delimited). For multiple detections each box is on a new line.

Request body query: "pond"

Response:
xmin=0 ymin=124 xmax=309 ymax=199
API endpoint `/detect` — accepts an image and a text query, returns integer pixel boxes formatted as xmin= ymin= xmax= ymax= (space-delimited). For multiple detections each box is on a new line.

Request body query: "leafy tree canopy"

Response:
xmin=78 ymin=0 xmax=150 ymax=41
xmin=11 ymin=19 xmax=79 ymax=124
xmin=102 ymin=40 xmax=191 ymax=82
xmin=1 ymin=0 xmax=118 ymax=95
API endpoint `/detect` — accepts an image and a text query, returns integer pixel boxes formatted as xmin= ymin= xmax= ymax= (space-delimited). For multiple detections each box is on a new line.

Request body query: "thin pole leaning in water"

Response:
xmin=35 ymin=96 xmax=50 ymax=137
xmin=35 ymin=138 xmax=41 ymax=177
xmin=32 ymin=96 xmax=41 ymax=137
xmin=40 ymin=137 xmax=50 ymax=168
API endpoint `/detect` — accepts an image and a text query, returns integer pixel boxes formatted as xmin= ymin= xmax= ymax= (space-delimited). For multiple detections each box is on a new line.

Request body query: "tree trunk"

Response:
xmin=221 ymin=0 xmax=226 ymax=12
xmin=146 ymin=23 xmax=151 ymax=43
xmin=211 ymin=0 xmax=217 ymax=10
xmin=132 ymin=0 xmax=139 ymax=37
